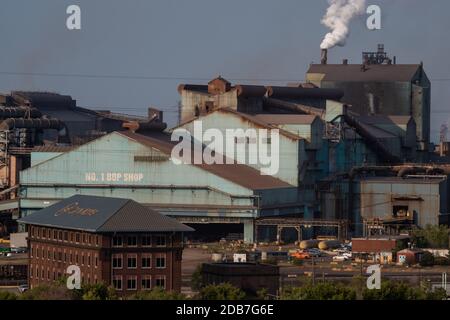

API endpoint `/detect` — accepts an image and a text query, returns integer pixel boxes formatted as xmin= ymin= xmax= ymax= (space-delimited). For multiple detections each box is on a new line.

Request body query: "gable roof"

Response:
xmin=307 ymin=64 xmax=422 ymax=82
xmin=118 ymin=131 xmax=293 ymax=190
xmin=18 ymin=195 xmax=193 ymax=233
xmin=174 ymin=107 xmax=302 ymax=141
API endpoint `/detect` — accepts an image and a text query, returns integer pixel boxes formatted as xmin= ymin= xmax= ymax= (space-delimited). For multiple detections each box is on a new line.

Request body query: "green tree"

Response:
xmin=20 ymin=283 xmax=76 ymax=300
xmin=281 ymin=282 xmax=357 ymax=300
xmin=191 ymin=264 xmax=204 ymax=291
xmin=129 ymin=287 xmax=186 ymax=300
xmin=362 ymin=280 xmax=446 ymax=300
xmin=78 ymin=283 xmax=118 ymax=300
xmin=197 ymin=283 xmax=246 ymax=300
xmin=412 ymin=225 xmax=449 ymax=249
xmin=419 ymin=251 xmax=435 ymax=267
xmin=0 ymin=291 xmax=18 ymax=300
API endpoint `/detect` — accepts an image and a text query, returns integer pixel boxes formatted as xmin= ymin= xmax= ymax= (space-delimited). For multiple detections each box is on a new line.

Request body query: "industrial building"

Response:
xmin=3 ymin=44 xmax=450 ymax=243
xmin=0 ymin=91 xmax=163 ymax=236
xmin=307 ymin=45 xmax=431 ymax=151
xmin=19 ymin=194 xmax=193 ymax=293
xmin=18 ymin=125 xmax=301 ymax=243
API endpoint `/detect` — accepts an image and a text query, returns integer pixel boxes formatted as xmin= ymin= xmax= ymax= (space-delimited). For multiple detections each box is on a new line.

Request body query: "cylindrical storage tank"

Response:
xmin=318 ymin=240 xmax=341 ymax=250
xmin=261 ymin=251 xmax=268 ymax=261
xmin=299 ymin=240 xmax=320 ymax=249
xmin=211 ymin=253 xmax=223 ymax=262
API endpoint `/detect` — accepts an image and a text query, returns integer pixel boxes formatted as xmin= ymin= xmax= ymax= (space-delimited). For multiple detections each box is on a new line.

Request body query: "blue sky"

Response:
xmin=0 ymin=0 xmax=449 ymax=141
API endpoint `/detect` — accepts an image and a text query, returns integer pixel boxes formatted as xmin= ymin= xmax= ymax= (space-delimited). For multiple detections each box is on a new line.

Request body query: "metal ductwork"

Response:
xmin=266 ymin=86 xmax=344 ymax=100
xmin=263 ymin=98 xmax=326 ymax=119
xmin=0 ymin=118 xmax=71 ymax=144
xmin=122 ymin=120 xmax=167 ymax=133
xmin=343 ymin=112 xmax=401 ymax=164
xmin=0 ymin=107 xmax=42 ymax=119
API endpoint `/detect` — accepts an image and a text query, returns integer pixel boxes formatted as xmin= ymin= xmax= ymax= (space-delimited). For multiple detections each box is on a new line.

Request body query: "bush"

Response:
xmin=129 ymin=287 xmax=186 ymax=300
xmin=0 ymin=291 xmax=18 ymax=300
xmin=78 ymin=283 xmax=118 ymax=300
xmin=362 ymin=280 xmax=447 ymax=300
xmin=197 ymin=283 xmax=246 ymax=300
xmin=20 ymin=283 xmax=76 ymax=300
xmin=433 ymin=256 xmax=450 ymax=266
xmin=419 ymin=251 xmax=435 ymax=267
xmin=281 ymin=282 xmax=357 ymax=300
xmin=191 ymin=265 xmax=204 ymax=291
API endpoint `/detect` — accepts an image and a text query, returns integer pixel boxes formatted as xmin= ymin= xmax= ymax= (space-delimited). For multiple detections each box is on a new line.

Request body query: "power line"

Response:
xmin=2 ymin=70 xmax=450 ymax=83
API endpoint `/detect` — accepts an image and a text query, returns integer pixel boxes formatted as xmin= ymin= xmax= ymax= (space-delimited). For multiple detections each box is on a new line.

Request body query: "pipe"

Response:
xmin=122 ymin=120 xmax=167 ymax=133
xmin=0 ymin=118 xmax=70 ymax=144
xmin=266 ymin=86 xmax=344 ymax=100
xmin=321 ymin=49 xmax=328 ymax=65
xmin=263 ymin=98 xmax=326 ymax=119
xmin=235 ymin=85 xmax=267 ymax=97
xmin=0 ymin=107 xmax=41 ymax=119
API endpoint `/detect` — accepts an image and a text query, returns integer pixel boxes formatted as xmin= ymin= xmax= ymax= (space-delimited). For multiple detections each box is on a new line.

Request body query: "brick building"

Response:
xmin=18 ymin=195 xmax=193 ymax=293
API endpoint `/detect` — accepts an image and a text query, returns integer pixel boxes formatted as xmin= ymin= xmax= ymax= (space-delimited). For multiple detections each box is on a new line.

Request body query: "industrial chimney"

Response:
xmin=321 ymin=49 xmax=328 ymax=65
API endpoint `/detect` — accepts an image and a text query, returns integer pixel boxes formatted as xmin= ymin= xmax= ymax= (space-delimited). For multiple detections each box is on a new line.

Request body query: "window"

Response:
xmin=113 ymin=276 xmax=122 ymax=291
xmin=58 ymin=231 xmax=63 ymax=241
xmin=64 ymin=231 xmax=68 ymax=241
xmin=30 ymin=264 xmax=33 ymax=278
xmin=112 ymin=236 xmax=123 ymax=247
xmin=156 ymin=254 xmax=166 ymax=269
xmin=53 ymin=230 xmax=57 ymax=240
xmin=75 ymin=233 xmax=80 ymax=243
xmin=88 ymin=255 xmax=91 ymax=267
xmin=81 ymin=254 xmax=85 ymax=266
xmin=141 ymin=235 xmax=152 ymax=247
xmin=142 ymin=254 xmax=152 ymax=269
xmin=95 ymin=236 xmax=99 ymax=246
xmin=83 ymin=234 xmax=86 ymax=243
xmin=141 ymin=276 xmax=152 ymax=290
xmin=127 ymin=254 xmax=137 ymax=269
xmin=95 ymin=256 xmax=98 ymax=268
xmin=112 ymin=254 xmax=123 ymax=269
xmin=155 ymin=276 xmax=166 ymax=289
xmin=127 ymin=276 xmax=137 ymax=290
xmin=154 ymin=235 xmax=166 ymax=247
xmin=127 ymin=236 xmax=137 ymax=247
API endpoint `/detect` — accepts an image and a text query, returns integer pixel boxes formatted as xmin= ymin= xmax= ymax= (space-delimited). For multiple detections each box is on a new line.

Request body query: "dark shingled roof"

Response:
xmin=307 ymin=64 xmax=421 ymax=82
xmin=18 ymin=195 xmax=194 ymax=233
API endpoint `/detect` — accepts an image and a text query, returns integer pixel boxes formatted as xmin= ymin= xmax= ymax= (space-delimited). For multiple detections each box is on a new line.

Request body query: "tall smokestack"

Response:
xmin=321 ymin=49 xmax=328 ymax=65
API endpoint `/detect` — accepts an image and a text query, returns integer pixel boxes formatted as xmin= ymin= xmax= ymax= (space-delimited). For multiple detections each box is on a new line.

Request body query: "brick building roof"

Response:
xmin=18 ymin=195 xmax=193 ymax=233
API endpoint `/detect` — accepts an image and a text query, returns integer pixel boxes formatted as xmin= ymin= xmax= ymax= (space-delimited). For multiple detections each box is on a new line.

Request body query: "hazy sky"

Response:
xmin=0 ymin=0 xmax=449 ymax=141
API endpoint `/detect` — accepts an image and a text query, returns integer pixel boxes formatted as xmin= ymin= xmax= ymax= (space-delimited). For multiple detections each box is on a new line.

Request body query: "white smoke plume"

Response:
xmin=320 ymin=0 xmax=366 ymax=49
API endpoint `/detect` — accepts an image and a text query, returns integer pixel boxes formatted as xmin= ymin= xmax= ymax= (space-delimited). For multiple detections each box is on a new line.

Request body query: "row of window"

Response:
xmin=112 ymin=253 xmax=166 ymax=269
xmin=30 ymin=265 xmax=98 ymax=284
xmin=29 ymin=226 xmax=100 ymax=247
xmin=30 ymin=245 xmax=98 ymax=268
xmin=112 ymin=275 xmax=166 ymax=291
xmin=112 ymin=235 xmax=167 ymax=247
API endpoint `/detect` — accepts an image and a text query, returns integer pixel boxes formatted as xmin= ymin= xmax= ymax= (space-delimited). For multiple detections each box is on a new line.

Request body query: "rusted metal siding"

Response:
xmin=358 ymin=178 xmax=444 ymax=227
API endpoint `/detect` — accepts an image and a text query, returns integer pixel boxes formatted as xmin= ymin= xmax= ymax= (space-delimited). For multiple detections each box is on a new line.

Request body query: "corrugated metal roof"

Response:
xmin=33 ymin=145 xmax=75 ymax=153
xmin=118 ymin=131 xmax=293 ymax=190
xmin=18 ymin=195 xmax=193 ymax=233
xmin=253 ymin=114 xmax=318 ymax=125
xmin=307 ymin=64 xmax=421 ymax=82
